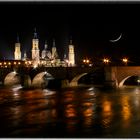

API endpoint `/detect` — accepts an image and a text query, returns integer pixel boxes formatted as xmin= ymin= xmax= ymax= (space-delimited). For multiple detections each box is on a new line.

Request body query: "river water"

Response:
xmin=0 ymin=85 xmax=140 ymax=138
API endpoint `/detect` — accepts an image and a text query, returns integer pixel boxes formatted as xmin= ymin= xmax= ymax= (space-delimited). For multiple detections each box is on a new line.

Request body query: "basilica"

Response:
xmin=14 ymin=29 xmax=75 ymax=67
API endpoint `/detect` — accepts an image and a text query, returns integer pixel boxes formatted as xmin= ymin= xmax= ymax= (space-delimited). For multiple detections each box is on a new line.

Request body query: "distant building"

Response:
xmin=14 ymin=29 xmax=76 ymax=67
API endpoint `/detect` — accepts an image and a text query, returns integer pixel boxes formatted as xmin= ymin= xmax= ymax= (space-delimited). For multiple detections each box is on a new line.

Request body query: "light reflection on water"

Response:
xmin=1 ymin=86 xmax=140 ymax=137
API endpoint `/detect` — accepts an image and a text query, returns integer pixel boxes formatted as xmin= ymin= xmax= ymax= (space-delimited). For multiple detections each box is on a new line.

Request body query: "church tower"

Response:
xmin=23 ymin=51 xmax=27 ymax=60
xmin=14 ymin=36 xmax=21 ymax=60
xmin=52 ymin=39 xmax=58 ymax=59
xmin=32 ymin=28 xmax=40 ymax=61
xmin=68 ymin=39 xmax=75 ymax=66
xmin=42 ymin=40 xmax=48 ymax=59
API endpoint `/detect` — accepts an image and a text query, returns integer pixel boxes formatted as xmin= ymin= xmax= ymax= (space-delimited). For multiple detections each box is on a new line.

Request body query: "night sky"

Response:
xmin=0 ymin=2 xmax=140 ymax=65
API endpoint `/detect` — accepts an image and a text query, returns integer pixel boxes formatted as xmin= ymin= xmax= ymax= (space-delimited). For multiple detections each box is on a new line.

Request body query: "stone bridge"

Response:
xmin=104 ymin=66 xmax=140 ymax=88
xmin=1 ymin=66 xmax=139 ymax=89
xmin=0 ymin=66 xmax=102 ymax=88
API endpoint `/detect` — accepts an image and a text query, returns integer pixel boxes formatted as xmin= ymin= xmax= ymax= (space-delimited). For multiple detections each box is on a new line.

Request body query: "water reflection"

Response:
xmin=121 ymin=96 xmax=131 ymax=121
xmin=81 ymin=101 xmax=94 ymax=134
xmin=82 ymin=102 xmax=94 ymax=117
xmin=64 ymin=104 xmax=77 ymax=118
xmin=102 ymin=99 xmax=113 ymax=128
xmin=65 ymin=119 xmax=78 ymax=134
xmin=25 ymin=109 xmax=57 ymax=125
xmin=1 ymin=86 xmax=140 ymax=137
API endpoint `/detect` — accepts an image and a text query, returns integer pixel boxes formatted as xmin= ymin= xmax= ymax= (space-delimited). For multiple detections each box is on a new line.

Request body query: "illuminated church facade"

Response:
xmin=14 ymin=29 xmax=75 ymax=67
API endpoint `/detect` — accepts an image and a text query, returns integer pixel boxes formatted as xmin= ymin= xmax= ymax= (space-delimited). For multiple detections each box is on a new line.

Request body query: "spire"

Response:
xmin=34 ymin=28 xmax=37 ymax=39
xmin=16 ymin=34 xmax=19 ymax=43
xmin=70 ymin=36 xmax=72 ymax=45
xmin=64 ymin=54 xmax=66 ymax=59
xmin=44 ymin=40 xmax=48 ymax=49
xmin=23 ymin=51 xmax=27 ymax=60
xmin=24 ymin=51 xmax=27 ymax=57
xmin=52 ymin=39 xmax=55 ymax=48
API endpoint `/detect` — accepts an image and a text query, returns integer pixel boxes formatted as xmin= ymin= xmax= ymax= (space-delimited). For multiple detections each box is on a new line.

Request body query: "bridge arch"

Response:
xmin=119 ymin=76 xmax=132 ymax=87
xmin=32 ymin=71 xmax=54 ymax=88
xmin=69 ymin=73 xmax=88 ymax=87
xmin=119 ymin=75 xmax=140 ymax=87
xmin=4 ymin=71 xmax=21 ymax=86
xmin=106 ymin=67 xmax=140 ymax=88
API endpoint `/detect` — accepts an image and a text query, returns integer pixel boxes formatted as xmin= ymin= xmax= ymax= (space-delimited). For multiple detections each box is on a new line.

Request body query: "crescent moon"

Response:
xmin=110 ymin=33 xmax=122 ymax=43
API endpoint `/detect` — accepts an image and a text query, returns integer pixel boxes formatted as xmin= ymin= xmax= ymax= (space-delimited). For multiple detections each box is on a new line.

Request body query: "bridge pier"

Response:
xmin=69 ymin=81 xmax=78 ymax=87
xmin=104 ymin=67 xmax=118 ymax=88
xmin=21 ymin=75 xmax=31 ymax=89
xmin=61 ymin=79 xmax=70 ymax=88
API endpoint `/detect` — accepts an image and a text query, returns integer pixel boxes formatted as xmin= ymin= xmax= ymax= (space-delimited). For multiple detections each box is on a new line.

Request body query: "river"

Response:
xmin=0 ymin=85 xmax=140 ymax=138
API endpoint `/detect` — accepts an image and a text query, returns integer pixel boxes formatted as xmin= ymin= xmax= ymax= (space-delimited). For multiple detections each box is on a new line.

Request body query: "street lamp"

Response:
xmin=137 ymin=79 xmax=140 ymax=85
xmin=83 ymin=59 xmax=90 ymax=64
xmin=33 ymin=65 xmax=37 ymax=69
xmin=83 ymin=59 xmax=86 ymax=63
xmin=86 ymin=59 xmax=89 ymax=63
xmin=51 ymin=60 xmax=54 ymax=67
xmin=103 ymin=58 xmax=110 ymax=65
xmin=122 ymin=58 xmax=128 ymax=65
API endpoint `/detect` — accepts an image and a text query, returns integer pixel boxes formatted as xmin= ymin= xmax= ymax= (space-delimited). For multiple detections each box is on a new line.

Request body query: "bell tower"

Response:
xmin=32 ymin=28 xmax=40 ymax=62
xmin=68 ymin=38 xmax=75 ymax=66
xmin=52 ymin=39 xmax=58 ymax=59
xmin=14 ymin=35 xmax=21 ymax=60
